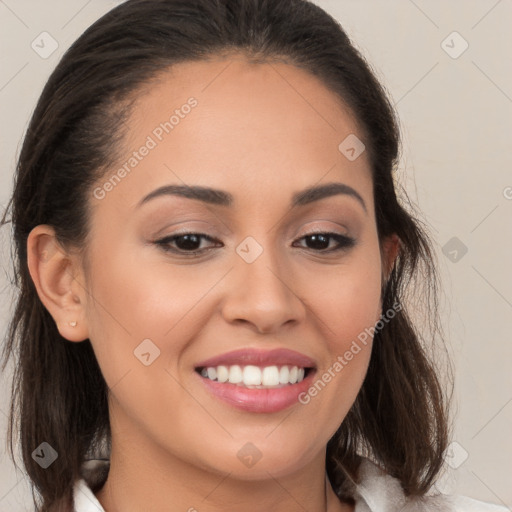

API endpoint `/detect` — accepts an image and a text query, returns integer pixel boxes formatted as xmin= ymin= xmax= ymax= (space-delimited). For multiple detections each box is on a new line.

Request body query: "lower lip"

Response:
xmin=197 ymin=370 xmax=316 ymax=413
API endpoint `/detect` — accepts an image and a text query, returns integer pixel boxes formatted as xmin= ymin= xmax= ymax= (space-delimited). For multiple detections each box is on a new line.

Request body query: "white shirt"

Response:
xmin=72 ymin=458 xmax=508 ymax=511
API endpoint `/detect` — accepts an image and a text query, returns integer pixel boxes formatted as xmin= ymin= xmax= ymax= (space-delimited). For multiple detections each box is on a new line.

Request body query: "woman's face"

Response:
xmin=78 ymin=56 xmax=394 ymax=479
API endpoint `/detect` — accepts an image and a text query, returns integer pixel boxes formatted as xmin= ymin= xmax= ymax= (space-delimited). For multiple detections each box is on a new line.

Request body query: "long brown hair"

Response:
xmin=1 ymin=0 xmax=452 ymax=510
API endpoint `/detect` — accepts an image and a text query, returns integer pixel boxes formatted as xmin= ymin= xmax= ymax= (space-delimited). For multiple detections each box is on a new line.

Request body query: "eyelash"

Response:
xmin=154 ymin=230 xmax=356 ymax=257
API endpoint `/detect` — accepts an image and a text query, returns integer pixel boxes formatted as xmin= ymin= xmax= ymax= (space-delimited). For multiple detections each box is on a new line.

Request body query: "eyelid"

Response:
xmin=299 ymin=225 xmax=349 ymax=237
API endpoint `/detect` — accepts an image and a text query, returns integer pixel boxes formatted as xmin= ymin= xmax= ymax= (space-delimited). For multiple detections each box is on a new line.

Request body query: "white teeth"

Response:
xmin=243 ymin=365 xmax=261 ymax=385
xmin=228 ymin=365 xmax=243 ymax=384
xmin=200 ymin=364 xmax=307 ymax=387
xmin=278 ymin=366 xmax=290 ymax=384
xmin=217 ymin=365 xmax=229 ymax=383
xmin=262 ymin=366 xmax=280 ymax=386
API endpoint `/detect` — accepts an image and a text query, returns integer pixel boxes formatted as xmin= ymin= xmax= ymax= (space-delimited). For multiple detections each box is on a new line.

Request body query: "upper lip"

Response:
xmin=195 ymin=348 xmax=316 ymax=369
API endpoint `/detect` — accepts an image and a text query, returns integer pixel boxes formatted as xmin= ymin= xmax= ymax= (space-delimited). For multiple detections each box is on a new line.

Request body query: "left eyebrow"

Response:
xmin=291 ymin=182 xmax=367 ymax=213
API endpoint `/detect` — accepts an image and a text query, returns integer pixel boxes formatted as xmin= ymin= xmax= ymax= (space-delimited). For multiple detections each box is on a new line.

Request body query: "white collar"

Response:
xmin=73 ymin=476 xmax=104 ymax=512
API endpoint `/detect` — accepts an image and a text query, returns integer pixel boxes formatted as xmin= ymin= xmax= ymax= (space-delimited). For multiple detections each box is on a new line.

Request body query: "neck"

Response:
xmin=94 ymin=431 xmax=353 ymax=512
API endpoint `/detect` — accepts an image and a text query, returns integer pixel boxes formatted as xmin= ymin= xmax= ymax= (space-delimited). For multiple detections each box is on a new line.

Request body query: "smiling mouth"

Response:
xmin=195 ymin=364 xmax=315 ymax=389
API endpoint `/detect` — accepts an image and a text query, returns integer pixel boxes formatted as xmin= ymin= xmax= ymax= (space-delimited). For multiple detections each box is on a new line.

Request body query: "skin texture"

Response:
xmin=27 ymin=56 xmax=399 ymax=512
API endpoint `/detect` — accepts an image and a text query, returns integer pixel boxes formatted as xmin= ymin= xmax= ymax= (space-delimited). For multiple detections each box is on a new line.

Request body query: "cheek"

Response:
xmin=309 ymin=247 xmax=383 ymax=352
xmin=83 ymin=238 xmax=222 ymax=378
xmin=297 ymin=245 xmax=382 ymax=425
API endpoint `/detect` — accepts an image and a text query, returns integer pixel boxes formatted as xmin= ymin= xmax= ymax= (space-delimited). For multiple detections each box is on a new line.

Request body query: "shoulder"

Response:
xmin=352 ymin=458 xmax=508 ymax=512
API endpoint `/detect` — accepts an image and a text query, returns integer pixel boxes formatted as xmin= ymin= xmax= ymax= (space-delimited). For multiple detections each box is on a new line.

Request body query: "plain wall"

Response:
xmin=0 ymin=0 xmax=511 ymax=509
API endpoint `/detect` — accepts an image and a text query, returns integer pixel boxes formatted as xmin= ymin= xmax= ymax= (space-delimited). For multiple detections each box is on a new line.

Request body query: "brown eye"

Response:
xmin=155 ymin=232 xmax=221 ymax=255
xmin=293 ymin=232 xmax=356 ymax=252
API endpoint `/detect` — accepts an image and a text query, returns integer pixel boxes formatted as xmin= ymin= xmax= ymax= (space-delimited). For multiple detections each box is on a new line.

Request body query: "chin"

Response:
xmin=197 ymin=437 xmax=320 ymax=481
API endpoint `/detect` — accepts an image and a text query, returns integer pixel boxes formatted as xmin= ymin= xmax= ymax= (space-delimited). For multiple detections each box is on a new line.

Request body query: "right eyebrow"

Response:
xmin=137 ymin=184 xmax=233 ymax=208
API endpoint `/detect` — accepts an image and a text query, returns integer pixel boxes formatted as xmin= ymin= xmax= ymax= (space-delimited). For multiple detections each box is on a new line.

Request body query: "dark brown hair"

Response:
xmin=1 ymin=0 xmax=452 ymax=510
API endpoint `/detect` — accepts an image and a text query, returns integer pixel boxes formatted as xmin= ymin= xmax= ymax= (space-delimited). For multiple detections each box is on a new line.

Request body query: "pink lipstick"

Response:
xmin=195 ymin=348 xmax=317 ymax=413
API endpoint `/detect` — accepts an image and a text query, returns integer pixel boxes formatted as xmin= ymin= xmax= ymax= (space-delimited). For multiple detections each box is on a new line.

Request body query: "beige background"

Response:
xmin=1 ymin=0 xmax=511 ymax=509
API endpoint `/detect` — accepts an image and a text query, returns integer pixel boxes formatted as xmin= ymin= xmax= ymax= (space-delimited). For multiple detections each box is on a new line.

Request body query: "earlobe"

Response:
xmin=26 ymin=225 xmax=89 ymax=342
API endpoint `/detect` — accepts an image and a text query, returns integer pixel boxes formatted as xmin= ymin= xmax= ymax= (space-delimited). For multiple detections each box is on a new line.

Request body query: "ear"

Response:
xmin=26 ymin=225 xmax=89 ymax=342
xmin=380 ymin=233 xmax=400 ymax=285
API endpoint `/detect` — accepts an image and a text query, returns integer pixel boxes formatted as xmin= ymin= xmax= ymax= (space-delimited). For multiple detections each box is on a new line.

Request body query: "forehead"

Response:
xmin=93 ymin=55 xmax=373 ymax=212
xmin=129 ymin=54 xmax=365 ymax=145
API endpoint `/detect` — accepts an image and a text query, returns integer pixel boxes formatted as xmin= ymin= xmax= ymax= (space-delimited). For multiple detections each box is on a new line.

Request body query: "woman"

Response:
xmin=0 ymin=0 xmax=507 ymax=511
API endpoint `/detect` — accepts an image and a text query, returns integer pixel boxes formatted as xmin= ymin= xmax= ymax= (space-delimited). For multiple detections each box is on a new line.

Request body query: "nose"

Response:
xmin=220 ymin=243 xmax=306 ymax=334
